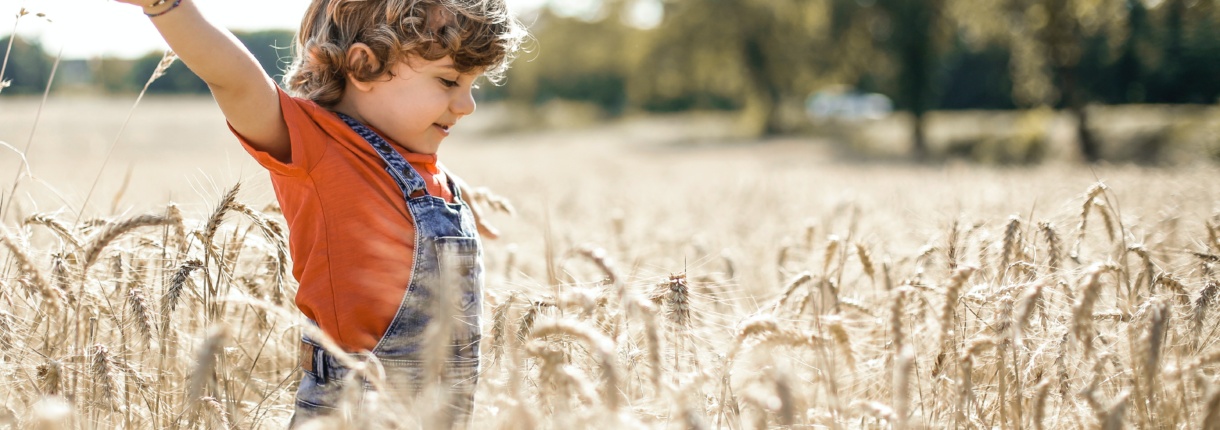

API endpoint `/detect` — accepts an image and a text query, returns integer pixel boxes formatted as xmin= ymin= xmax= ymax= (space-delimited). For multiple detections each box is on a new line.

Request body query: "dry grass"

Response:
xmin=5 ymin=147 xmax=1220 ymax=429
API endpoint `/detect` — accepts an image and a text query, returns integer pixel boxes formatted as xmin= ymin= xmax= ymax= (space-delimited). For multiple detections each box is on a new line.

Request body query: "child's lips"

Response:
xmin=433 ymin=123 xmax=451 ymax=136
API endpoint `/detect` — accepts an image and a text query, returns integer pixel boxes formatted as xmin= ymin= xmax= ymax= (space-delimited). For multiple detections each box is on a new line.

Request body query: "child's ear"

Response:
xmin=345 ymin=42 xmax=380 ymax=92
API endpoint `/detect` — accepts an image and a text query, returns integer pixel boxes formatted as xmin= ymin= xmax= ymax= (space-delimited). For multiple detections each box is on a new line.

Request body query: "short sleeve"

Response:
xmin=228 ymin=87 xmax=327 ymax=177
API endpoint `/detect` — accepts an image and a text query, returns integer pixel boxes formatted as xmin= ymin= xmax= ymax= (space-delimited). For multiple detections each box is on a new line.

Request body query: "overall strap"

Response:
xmin=335 ymin=112 xmax=428 ymax=199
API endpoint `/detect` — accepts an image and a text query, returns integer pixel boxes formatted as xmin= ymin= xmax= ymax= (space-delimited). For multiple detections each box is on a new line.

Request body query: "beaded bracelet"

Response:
xmin=145 ymin=0 xmax=182 ymax=18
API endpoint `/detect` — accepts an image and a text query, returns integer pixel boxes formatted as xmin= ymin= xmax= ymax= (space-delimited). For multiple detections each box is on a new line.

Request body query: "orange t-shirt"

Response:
xmin=232 ymin=88 xmax=454 ymax=352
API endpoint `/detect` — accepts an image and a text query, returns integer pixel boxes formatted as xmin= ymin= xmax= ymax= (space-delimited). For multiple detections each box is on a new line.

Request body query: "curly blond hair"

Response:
xmin=284 ymin=0 xmax=526 ymax=107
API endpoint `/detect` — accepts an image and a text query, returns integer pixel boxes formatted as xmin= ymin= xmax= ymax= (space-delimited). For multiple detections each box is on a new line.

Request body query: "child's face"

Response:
xmin=353 ymin=54 xmax=480 ymax=155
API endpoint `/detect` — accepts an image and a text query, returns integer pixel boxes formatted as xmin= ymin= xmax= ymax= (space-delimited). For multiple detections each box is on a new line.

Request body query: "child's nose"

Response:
xmin=452 ymin=89 xmax=476 ymax=116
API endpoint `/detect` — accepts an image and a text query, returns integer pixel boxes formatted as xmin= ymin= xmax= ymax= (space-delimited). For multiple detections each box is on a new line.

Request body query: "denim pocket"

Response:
xmin=435 ymin=237 xmax=483 ymax=354
xmin=293 ymin=368 xmax=343 ymax=412
xmin=434 ymin=237 xmax=482 ymax=312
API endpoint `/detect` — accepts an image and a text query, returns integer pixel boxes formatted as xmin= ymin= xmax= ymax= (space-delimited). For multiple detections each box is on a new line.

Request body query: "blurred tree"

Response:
xmin=497 ymin=4 xmax=638 ymax=113
xmin=950 ymin=0 xmax=1129 ymax=163
xmin=0 ymin=36 xmax=52 ymax=95
xmin=1108 ymin=0 xmax=1151 ymax=103
xmin=830 ymin=0 xmax=953 ymax=159
xmin=630 ymin=0 xmax=836 ymax=135
xmin=1144 ymin=0 xmax=1220 ymax=104
xmin=94 ymin=57 xmax=138 ymax=94
xmin=936 ymin=42 xmax=1016 ymax=110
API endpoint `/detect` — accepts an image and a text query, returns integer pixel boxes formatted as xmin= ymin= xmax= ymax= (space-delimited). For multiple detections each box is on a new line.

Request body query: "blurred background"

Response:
xmin=1 ymin=0 xmax=1219 ymax=165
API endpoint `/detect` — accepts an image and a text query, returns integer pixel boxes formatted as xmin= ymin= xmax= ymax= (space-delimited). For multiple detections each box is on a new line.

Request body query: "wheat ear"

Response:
xmin=1039 ymin=221 xmax=1062 ymax=273
xmin=127 ymin=287 xmax=154 ymax=348
xmin=1073 ymin=183 xmax=1108 ymax=257
xmin=0 ymin=228 xmax=61 ymax=308
xmin=529 ymin=319 xmax=621 ymax=410
xmin=200 ymin=396 xmax=231 ymax=429
xmin=824 ymin=315 xmax=855 ymax=370
xmin=24 ymin=213 xmax=82 ymax=249
xmin=934 ymin=267 xmax=974 ymax=376
xmin=200 ymin=183 xmax=240 ymax=248
xmin=90 ymin=344 xmax=118 ymax=411
xmin=36 ymin=359 xmax=62 ymax=396
xmin=161 ymin=259 xmax=203 ymax=332
xmin=81 ymin=214 xmax=175 ymax=272
xmin=1072 ymin=266 xmax=1105 ymax=356
xmin=771 ymin=272 xmax=813 ymax=313
xmin=1143 ymin=298 xmax=1170 ymax=407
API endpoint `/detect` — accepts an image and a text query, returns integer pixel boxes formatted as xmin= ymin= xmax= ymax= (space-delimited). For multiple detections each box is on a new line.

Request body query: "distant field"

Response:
xmin=2 ymin=96 xmax=1220 ymax=428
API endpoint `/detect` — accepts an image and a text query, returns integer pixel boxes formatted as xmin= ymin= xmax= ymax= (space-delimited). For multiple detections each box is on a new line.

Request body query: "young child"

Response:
xmin=113 ymin=0 xmax=524 ymax=426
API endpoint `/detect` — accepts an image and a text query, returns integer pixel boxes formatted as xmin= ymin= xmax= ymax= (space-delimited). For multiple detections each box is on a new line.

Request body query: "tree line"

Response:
xmin=3 ymin=0 xmax=1218 ymax=160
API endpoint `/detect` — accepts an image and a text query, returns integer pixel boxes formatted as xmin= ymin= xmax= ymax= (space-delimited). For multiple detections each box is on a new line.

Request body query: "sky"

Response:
xmin=0 ymin=0 xmax=579 ymax=59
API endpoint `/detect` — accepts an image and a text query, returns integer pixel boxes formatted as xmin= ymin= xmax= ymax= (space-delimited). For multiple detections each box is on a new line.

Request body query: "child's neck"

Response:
xmin=331 ymin=97 xmax=367 ymax=126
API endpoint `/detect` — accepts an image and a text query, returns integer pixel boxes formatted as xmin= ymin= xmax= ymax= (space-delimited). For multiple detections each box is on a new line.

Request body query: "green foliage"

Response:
xmin=628 ymin=0 xmax=834 ymax=134
xmin=497 ymin=8 xmax=635 ymax=113
xmin=0 ymin=36 xmax=52 ymax=95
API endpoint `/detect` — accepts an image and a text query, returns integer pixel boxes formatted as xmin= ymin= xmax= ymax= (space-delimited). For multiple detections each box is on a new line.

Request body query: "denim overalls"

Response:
xmin=290 ymin=113 xmax=484 ymax=428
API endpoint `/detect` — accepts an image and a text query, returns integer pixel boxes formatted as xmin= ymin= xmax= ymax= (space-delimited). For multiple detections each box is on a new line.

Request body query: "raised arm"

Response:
xmin=118 ymin=0 xmax=291 ymax=162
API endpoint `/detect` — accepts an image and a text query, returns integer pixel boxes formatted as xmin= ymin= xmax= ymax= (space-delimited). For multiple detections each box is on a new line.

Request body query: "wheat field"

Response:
xmin=5 ymin=77 xmax=1220 ymax=429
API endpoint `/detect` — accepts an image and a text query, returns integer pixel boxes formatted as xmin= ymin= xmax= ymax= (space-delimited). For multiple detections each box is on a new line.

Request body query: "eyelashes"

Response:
xmin=439 ymin=78 xmax=459 ymax=88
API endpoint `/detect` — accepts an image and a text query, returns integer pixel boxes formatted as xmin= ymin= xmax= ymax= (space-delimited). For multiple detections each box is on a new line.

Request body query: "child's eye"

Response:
xmin=439 ymin=78 xmax=459 ymax=88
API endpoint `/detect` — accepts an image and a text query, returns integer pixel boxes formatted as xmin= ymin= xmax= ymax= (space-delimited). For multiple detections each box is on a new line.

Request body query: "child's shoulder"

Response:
xmin=273 ymin=87 xmax=360 ymax=142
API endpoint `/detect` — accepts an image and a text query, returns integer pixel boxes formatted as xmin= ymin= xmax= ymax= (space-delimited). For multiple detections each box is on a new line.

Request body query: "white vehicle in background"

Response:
xmin=806 ymin=86 xmax=894 ymax=121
